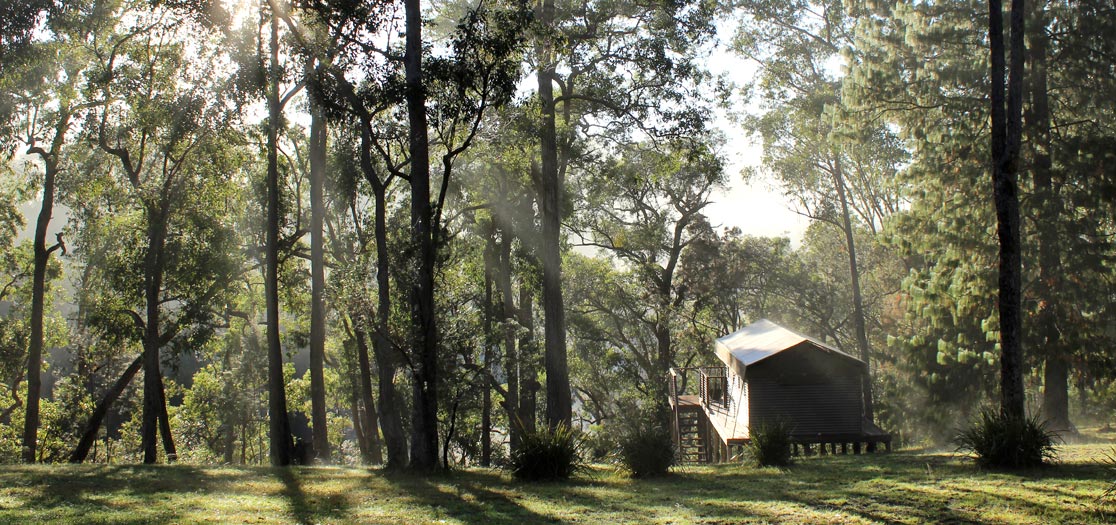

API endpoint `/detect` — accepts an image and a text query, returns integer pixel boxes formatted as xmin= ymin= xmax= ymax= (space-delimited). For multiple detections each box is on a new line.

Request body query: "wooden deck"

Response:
xmin=675 ymin=394 xmax=701 ymax=408
xmin=706 ymin=405 xmax=749 ymax=445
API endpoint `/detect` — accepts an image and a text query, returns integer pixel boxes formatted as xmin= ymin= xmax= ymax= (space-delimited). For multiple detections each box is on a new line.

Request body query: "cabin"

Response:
xmin=669 ymin=319 xmax=891 ymax=463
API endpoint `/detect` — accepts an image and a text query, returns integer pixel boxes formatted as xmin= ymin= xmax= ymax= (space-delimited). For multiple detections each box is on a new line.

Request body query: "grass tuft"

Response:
xmin=954 ymin=410 xmax=1059 ymax=469
xmin=508 ymin=423 xmax=586 ymax=481
xmin=746 ymin=420 xmax=794 ymax=467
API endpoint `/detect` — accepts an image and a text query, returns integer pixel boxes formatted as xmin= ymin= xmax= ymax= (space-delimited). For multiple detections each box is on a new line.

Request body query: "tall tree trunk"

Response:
xmin=832 ymin=159 xmax=874 ymax=423
xmin=141 ymin=207 xmax=169 ymax=464
xmin=404 ymin=0 xmax=438 ymax=471
xmin=265 ymin=3 xmax=293 ymax=466
xmin=354 ymin=328 xmax=384 ymax=464
xmin=22 ymin=160 xmax=55 ymax=464
xmin=536 ymin=0 xmax=572 ymax=430
xmin=1026 ymin=2 xmax=1071 ymax=433
xmin=481 ymin=232 xmax=495 ymax=467
xmin=309 ymin=100 xmax=331 ymax=462
xmin=22 ymin=113 xmax=69 ymax=463
xmin=518 ymin=284 xmax=537 ymax=435
xmin=70 ymin=354 xmax=142 ymax=463
xmin=496 ymin=231 xmax=520 ymax=451
xmin=369 ymin=189 xmax=407 ymax=469
xmin=989 ymin=0 xmax=1027 ymax=420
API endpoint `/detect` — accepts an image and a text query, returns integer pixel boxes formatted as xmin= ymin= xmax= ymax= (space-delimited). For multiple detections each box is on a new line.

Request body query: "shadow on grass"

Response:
xmin=2 ymin=450 xmax=1110 ymax=524
xmin=274 ymin=467 xmax=364 ymax=525
xmin=379 ymin=468 xmax=585 ymax=525
xmin=0 ymin=464 xmax=257 ymax=524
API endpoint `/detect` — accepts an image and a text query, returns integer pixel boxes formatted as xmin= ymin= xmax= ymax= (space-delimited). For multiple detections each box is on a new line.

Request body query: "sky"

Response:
xmin=700 ymin=22 xmax=809 ymax=243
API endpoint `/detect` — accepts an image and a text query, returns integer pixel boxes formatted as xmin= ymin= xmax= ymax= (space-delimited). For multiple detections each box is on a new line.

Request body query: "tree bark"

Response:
xmin=371 ymin=189 xmax=407 ymax=469
xmin=69 ymin=354 xmax=142 ymax=463
xmin=140 ymin=202 xmax=170 ymax=464
xmin=354 ymin=328 xmax=384 ymax=464
xmin=481 ymin=231 xmax=495 ymax=467
xmin=404 ymin=0 xmax=438 ymax=471
xmin=22 ymin=112 xmax=70 ymax=463
xmin=1026 ymin=2 xmax=1072 ymax=433
xmin=989 ymin=0 xmax=1026 ymax=420
xmin=309 ymin=99 xmax=331 ymax=462
xmin=833 ymin=159 xmax=874 ymax=423
xmin=22 ymin=163 xmax=53 ymax=464
xmin=265 ymin=2 xmax=293 ymax=466
xmin=496 ymin=231 xmax=520 ymax=451
xmin=536 ymin=0 xmax=572 ymax=430
xmin=155 ymin=368 xmax=177 ymax=461
xmin=518 ymin=284 xmax=537 ymax=435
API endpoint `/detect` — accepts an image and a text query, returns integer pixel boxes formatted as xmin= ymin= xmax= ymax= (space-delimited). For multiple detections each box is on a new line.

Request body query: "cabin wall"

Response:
xmin=745 ymin=343 xmax=864 ymax=436
xmin=726 ymin=368 xmax=749 ymax=432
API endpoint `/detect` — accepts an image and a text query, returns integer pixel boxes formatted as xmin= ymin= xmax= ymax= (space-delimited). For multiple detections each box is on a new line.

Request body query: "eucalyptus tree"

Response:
xmin=0 ymin=0 xmax=112 ymax=462
xmin=81 ymin=6 xmax=243 ymax=463
xmin=262 ymin=0 xmax=295 ymax=466
xmin=569 ymin=140 xmax=725 ymax=419
xmin=275 ymin=0 xmax=406 ymax=467
xmin=451 ymin=103 xmax=545 ymax=454
xmin=404 ymin=0 xmax=528 ymax=471
xmin=531 ymin=0 xmax=723 ymax=429
xmin=0 ymin=0 xmax=52 ymax=77
xmin=288 ymin=0 xmax=528 ymax=469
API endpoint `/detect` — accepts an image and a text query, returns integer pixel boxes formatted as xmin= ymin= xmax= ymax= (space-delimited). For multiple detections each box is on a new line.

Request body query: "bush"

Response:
xmin=617 ymin=420 xmax=674 ymax=478
xmin=747 ymin=420 xmax=793 ymax=467
xmin=1102 ymin=448 xmax=1116 ymax=505
xmin=508 ymin=423 xmax=585 ymax=481
xmin=954 ymin=410 xmax=1059 ymax=469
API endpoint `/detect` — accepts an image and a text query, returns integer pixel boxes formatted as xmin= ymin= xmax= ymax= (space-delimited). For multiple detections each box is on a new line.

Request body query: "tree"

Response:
xmin=308 ymin=83 xmax=330 ymax=462
xmin=264 ymin=0 xmax=297 ymax=466
xmin=531 ymin=0 xmax=722 ymax=430
xmin=570 ymin=140 xmax=725 ymax=419
xmin=82 ymin=6 xmax=242 ymax=462
xmin=401 ymin=0 xmax=439 ymax=471
xmin=989 ymin=0 xmax=1026 ymax=421
xmin=0 ymin=0 xmax=104 ymax=462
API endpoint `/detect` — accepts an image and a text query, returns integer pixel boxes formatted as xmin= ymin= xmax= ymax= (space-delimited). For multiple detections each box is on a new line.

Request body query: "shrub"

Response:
xmin=954 ymin=410 xmax=1059 ymax=469
xmin=747 ymin=420 xmax=794 ymax=467
xmin=508 ymin=423 xmax=585 ymax=481
xmin=617 ymin=420 xmax=674 ymax=478
xmin=1102 ymin=448 xmax=1116 ymax=505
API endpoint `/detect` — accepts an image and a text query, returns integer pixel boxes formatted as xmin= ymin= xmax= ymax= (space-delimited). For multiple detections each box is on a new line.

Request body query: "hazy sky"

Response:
xmin=702 ymin=23 xmax=809 ymax=243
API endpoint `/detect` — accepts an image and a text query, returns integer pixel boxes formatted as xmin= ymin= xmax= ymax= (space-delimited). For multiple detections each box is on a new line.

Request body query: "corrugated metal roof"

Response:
xmin=714 ymin=319 xmax=864 ymax=373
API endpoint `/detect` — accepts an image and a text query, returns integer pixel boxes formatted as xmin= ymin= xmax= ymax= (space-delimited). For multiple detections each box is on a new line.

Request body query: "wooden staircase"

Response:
xmin=676 ymin=407 xmax=706 ymax=463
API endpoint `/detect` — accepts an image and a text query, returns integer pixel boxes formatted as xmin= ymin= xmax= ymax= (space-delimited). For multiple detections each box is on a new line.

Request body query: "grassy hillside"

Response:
xmin=1 ymin=444 xmax=1113 ymax=524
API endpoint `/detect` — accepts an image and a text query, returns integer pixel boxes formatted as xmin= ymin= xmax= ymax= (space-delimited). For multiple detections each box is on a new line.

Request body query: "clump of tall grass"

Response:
xmin=954 ymin=410 xmax=1058 ymax=469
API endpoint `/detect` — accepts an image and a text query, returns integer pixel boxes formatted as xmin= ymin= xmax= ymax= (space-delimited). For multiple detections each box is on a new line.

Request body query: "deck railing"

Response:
xmin=699 ymin=366 xmax=728 ymax=409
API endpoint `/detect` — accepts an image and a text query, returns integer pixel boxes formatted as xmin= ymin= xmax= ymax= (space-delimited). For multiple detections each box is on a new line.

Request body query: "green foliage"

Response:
xmin=507 ymin=423 xmax=585 ymax=481
xmin=746 ymin=420 xmax=794 ymax=468
xmin=954 ymin=410 xmax=1059 ymax=469
xmin=616 ymin=419 xmax=674 ymax=478
xmin=0 ymin=410 xmax=22 ymax=463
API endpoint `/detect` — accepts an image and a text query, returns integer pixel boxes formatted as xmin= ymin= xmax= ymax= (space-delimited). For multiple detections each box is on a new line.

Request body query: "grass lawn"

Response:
xmin=2 ymin=443 xmax=1114 ymax=524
